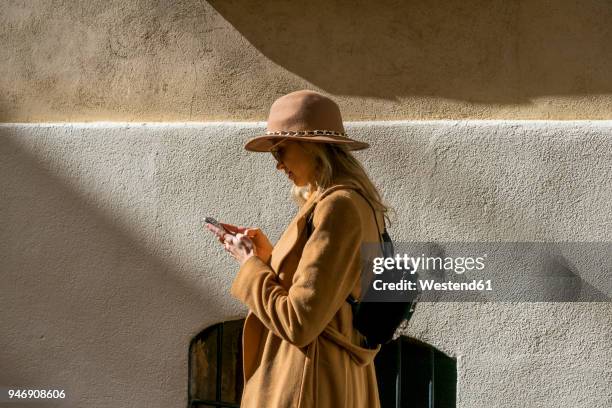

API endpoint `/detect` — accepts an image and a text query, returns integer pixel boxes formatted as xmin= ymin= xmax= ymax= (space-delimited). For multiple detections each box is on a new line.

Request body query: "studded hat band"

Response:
xmin=264 ymin=129 xmax=348 ymax=137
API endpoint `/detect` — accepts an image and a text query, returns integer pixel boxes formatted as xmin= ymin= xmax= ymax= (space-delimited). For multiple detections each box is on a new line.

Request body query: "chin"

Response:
xmin=291 ymin=175 xmax=311 ymax=187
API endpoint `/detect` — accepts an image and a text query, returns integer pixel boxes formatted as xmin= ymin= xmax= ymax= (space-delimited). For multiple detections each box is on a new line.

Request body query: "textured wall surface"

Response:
xmin=2 ymin=0 xmax=612 ymax=122
xmin=1 ymin=121 xmax=610 ymax=407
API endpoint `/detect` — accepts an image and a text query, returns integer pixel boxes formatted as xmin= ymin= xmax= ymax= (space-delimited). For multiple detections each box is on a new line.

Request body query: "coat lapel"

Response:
xmin=269 ymin=182 xmax=363 ymax=274
xmin=269 ymin=195 xmax=318 ymax=273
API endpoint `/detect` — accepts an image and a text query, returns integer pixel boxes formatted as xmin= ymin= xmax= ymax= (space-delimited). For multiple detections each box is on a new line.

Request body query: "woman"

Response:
xmin=206 ymin=90 xmax=394 ymax=408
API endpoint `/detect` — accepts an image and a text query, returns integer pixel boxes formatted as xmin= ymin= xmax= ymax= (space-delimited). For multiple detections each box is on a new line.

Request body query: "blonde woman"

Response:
xmin=206 ymin=90 xmax=394 ymax=408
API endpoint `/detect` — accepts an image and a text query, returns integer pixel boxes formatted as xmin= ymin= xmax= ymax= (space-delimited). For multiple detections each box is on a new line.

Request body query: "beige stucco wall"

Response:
xmin=1 ymin=0 xmax=611 ymax=122
xmin=1 ymin=121 xmax=611 ymax=407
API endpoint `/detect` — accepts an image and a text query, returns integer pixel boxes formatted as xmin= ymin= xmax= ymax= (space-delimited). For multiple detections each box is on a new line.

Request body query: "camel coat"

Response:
xmin=230 ymin=181 xmax=385 ymax=408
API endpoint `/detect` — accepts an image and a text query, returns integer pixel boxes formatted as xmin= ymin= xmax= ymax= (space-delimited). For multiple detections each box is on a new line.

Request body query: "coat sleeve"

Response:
xmin=230 ymin=192 xmax=363 ymax=348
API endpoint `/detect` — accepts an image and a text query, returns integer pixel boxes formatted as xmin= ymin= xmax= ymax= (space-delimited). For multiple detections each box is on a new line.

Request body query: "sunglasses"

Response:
xmin=269 ymin=138 xmax=288 ymax=162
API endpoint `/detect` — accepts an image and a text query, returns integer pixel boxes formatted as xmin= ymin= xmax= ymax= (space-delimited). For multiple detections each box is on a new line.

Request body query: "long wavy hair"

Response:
xmin=289 ymin=141 xmax=395 ymax=228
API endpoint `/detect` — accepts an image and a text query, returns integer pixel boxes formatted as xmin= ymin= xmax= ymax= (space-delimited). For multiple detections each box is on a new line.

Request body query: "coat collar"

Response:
xmin=270 ymin=180 xmax=364 ymax=273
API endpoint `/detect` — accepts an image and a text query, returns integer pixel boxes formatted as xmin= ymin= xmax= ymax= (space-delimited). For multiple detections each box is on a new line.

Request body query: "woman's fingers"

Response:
xmin=205 ymin=223 xmax=226 ymax=239
xmin=235 ymin=233 xmax=253 ymax=250
xmin=207 ymin=225 xmax=223 ymax=241
xmin=220 ymin=222 xmax=248 ymax=234
xmin=215 ymin=223 xmax=262 ymax=239
xmin=222 ymin=233 xmax=253 ymax=262
xmin=224 ymin=242 xmax=237 ymax=260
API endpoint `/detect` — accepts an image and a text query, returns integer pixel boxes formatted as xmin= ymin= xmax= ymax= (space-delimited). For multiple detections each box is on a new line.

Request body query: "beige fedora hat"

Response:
xmin=244 ymin=90 xmax=369 ymax=152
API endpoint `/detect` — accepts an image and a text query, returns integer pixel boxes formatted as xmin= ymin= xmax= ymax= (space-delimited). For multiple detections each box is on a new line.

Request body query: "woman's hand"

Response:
xmin=224 ymin=233 xmax=256 ymax=266
xmin=220 ymin=223 xmax=274 ymax=264
xmin=204 ymin=222 xmax=255 ymax=266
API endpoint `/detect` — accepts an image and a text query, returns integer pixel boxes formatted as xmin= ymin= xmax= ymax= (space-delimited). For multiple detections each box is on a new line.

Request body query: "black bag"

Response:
xmin=305 ymin=188 xmax=420 ymax=348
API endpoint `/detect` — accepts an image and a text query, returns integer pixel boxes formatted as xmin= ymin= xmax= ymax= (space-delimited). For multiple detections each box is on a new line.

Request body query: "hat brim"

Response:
xmin=244 ymin=135 xmax=370 ymax=152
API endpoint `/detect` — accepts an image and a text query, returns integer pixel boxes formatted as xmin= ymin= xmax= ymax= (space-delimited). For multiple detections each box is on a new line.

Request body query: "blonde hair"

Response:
xmin=289 ymin=141 xmax=395 ymax=228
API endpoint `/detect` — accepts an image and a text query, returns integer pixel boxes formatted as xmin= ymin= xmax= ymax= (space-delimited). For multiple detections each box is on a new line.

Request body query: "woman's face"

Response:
xmin=271 ymin=140 xmax=317 ymax=186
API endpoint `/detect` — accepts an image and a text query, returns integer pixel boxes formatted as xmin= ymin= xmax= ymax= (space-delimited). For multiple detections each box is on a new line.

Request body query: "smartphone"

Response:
xmin=204 ymin=216 xmax=233 ymax=235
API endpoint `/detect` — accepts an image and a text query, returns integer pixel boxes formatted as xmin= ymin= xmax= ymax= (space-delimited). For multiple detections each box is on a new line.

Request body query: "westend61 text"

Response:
xmin=373 ymin=279 xmax=493 ymax=291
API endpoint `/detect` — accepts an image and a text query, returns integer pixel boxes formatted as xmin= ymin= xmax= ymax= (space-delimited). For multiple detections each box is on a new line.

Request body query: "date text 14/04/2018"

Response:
xmin=373 ymin=279 xmax=493 ymax=291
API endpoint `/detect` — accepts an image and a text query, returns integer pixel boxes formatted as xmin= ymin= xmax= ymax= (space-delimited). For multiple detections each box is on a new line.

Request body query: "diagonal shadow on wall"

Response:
xmin=208 ymin=0 xmax=612 ymax=102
